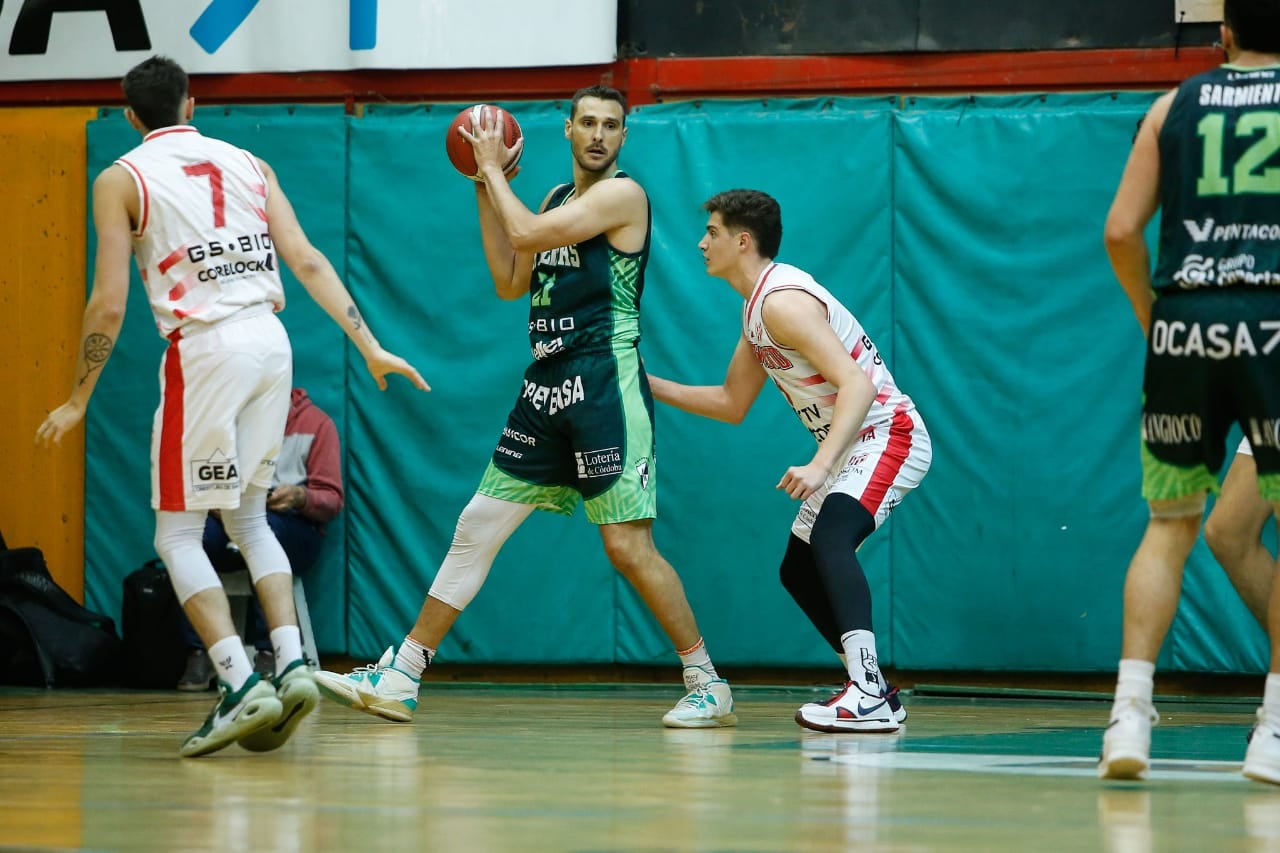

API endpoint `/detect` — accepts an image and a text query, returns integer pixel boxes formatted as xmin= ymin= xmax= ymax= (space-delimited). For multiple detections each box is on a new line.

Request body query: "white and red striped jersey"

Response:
xmin=743 ymin=262 xmax=916 ymax=443
xmin=115 ymin=125 xmax=284 ymax=338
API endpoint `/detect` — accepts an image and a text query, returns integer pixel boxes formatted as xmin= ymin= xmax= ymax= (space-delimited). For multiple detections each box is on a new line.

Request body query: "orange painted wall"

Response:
xmin=0 ymin=107 xmax=96 ymax=601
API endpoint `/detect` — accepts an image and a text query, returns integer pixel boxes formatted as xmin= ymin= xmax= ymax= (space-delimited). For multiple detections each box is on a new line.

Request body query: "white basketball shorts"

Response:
xmin=791 ymin=407 xmax=932 ymax=543
xmin=150 ymin=305 xmax=292 ymax=512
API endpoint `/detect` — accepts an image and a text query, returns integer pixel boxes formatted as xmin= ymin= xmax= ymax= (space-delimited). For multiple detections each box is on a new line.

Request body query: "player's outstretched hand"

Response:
xmin=363 ymin=348 xmax=430 ymax=392
xmin=35 ymin=400 xmax=86 ymax=447
xmin=777 ymin=462 xmax=828 ymax=501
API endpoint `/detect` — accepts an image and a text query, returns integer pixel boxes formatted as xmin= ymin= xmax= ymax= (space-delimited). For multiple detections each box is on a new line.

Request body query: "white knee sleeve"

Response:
xmin=222 ymin=486 xmax=292 ymax=583
xmin=428 ymin=494 xmax=533 ymax=610
xmin=154 ymin=510 xmax=221 ymax=604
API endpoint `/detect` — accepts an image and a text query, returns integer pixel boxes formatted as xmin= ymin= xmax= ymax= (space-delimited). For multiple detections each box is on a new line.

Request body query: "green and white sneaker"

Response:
xmin=662 ymin=678 xmax=738 ymax=729
xmin=180 ymin=673 xmax=283 ymax=758
xmin=314 ymin=646 xmax=420 ymax=723
xmin=239 ymin=660 xmax=320 ymax=753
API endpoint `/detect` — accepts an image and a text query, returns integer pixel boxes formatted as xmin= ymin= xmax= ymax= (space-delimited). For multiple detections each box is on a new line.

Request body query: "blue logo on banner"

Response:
xmin=349 ymin=0 xmax=377 ymax=50
xmin=190 ymin=0 xmax=377 ymax=54
xmin=189 ymin=0 xmax=259 ymax=53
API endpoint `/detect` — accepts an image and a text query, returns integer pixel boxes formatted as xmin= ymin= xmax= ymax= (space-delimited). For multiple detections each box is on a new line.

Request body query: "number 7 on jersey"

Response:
xmin=183 ymin=161 xmax=226 ymax=227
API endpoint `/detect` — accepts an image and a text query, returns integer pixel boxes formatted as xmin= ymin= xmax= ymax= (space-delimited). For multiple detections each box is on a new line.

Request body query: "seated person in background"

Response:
xmin=178 ymin=387 xmax=343 ymax=690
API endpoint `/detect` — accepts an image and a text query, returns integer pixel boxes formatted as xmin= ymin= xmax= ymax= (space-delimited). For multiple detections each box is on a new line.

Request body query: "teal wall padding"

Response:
xmin=890 ymin=94 xmax=1158 ymax=671
xmin=84 ymin=107 xmax=351 ymax=654
xmin=82 ymin=93 xmax=1271 ymax=674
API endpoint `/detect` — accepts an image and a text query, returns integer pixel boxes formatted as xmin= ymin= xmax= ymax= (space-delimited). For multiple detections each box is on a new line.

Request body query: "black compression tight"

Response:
xmin=777 ymin=493 xmax=877 ymax=649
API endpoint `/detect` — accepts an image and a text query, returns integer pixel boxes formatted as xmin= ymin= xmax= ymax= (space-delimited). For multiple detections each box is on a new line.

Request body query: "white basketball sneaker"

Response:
xmin=1244 ymin=708 xmax=1280 ymax=785
xmin=1098 ymin=698 xmax=1159 ymax=780
xmin=314 ymin=646 xmax=420 ymax=723
xmin=795 ymin=681 xmax=900 ymax=733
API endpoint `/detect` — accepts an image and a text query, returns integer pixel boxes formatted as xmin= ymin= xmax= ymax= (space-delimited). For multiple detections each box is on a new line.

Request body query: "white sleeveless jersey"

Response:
xmin=743 ymin=262 xmax=915 ymax=443
xmin=115 ymin=126 xmax=284 ymax=337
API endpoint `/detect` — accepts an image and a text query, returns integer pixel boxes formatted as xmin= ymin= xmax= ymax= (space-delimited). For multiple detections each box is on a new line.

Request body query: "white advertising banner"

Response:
xmin=0 ymin=0 xmax=617 ymax=81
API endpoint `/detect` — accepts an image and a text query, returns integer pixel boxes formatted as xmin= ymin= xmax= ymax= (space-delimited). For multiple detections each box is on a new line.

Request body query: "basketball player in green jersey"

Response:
xmin=1099 ymin=0 xmax=1280 ymax=783
xmin=315 ymin=86 xmax=736 ymax=728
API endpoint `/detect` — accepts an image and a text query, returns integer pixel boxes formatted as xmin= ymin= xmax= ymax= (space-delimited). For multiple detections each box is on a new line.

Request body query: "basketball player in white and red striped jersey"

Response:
xmin=35 ymin=56 xmax=428 ymax=757
xmin=649 ymin=189 xmax=931 ymax=733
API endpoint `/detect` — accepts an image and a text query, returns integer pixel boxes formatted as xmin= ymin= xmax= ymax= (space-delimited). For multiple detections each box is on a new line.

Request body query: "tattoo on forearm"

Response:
xmin=346 ymin=305 xmax=364 ymax=330
xmin=78 ymin=333 xmax=113 ymax=385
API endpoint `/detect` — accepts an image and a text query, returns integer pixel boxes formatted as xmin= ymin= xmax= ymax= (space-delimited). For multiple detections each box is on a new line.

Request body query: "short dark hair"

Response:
xmin=1225 ymin=0 xmax=1280 ymax=53
xmin=703 ymin=189 xmax=783 ymax=260
xmin=570 ymin=85 xmax=627 ymax=123
xmin=121 ymin=56 xmax=188 ymax=132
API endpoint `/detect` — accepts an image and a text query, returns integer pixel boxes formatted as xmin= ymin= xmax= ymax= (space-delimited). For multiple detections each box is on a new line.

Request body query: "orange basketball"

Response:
xmin=445 ymin=104 xmax=523 ymax=181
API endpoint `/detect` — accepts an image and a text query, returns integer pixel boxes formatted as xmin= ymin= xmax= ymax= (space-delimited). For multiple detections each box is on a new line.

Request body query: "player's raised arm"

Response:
xmin=464 ymin=100 xmax=645 ymax=255
xmin=483 ymin=173 xmax=643 ymax=254
xmin=474 ymin=182 xmax=555 ymax=301
xmin=448 ymin=105 xmax=538 ymax=300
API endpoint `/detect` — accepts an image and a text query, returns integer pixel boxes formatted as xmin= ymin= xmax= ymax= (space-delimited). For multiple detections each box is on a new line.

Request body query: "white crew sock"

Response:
xmin=677 ymin=638 xmax=719 ymax=688
xmin=1114 ymin=659 xmax=1156 ymax=713
xmin=394 ymin=636 xmax=434 ymax=680
xmin=208 ymin=635 xmax=254 ymax=692
xmin=840 ymin=630 xmax=883 ymax=694
xmin=270 ymin=625 xmax=303 ymax=674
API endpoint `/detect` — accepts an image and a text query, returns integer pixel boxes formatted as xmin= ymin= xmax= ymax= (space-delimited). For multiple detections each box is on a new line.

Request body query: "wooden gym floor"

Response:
xmin=0 ymin=681 xmax=1274 ymax=852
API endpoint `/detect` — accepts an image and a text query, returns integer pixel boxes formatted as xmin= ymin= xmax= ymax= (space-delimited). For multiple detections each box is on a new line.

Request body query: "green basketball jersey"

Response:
xmin=526 ymin=171 xmax=650 ymax=360
xmin=1154 ymin=64 xmax=1280 ymax=292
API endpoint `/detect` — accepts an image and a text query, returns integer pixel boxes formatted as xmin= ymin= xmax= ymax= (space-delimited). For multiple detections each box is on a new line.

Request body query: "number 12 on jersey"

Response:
xmin=1196 ymin=111 xmax=1280 ymax=196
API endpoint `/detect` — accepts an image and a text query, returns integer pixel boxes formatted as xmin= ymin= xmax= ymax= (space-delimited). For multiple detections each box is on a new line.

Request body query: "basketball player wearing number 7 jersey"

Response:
xmin=35 ymin=56 xmax=428 ymax=758
xmin=648 ymin=189 xmax=932 ymax=733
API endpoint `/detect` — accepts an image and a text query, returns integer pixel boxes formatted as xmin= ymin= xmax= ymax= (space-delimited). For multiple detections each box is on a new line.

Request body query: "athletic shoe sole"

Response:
xmin=356 ymin=694 xmax=415 ymax=723
xmin=662 ymin=712 xmax=738 ymax=729
xmin=180 ymin=696 xmax=284 ymax=758
xmin=1243 ymin=759 xmax=1280 ymax=785
xmin=239 ymin=677 xmax=320 ymax=752
xmin=1098 ymin=753 xmax=1149 ymax=780
xmin=315 ymin=676 xmax=414 ymax=723
xmin=794 ymin=709 xmax=899 ymax=734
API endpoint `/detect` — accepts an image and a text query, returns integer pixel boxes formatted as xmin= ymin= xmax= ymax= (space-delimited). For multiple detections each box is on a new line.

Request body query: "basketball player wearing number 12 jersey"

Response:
xmin=35 ymin=56 xmax=428 ymax=758
xmin=1099 ymin=0 xmax=1280 ymax=785
xmin=649 ymin=189 xmax=932 ymax=733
